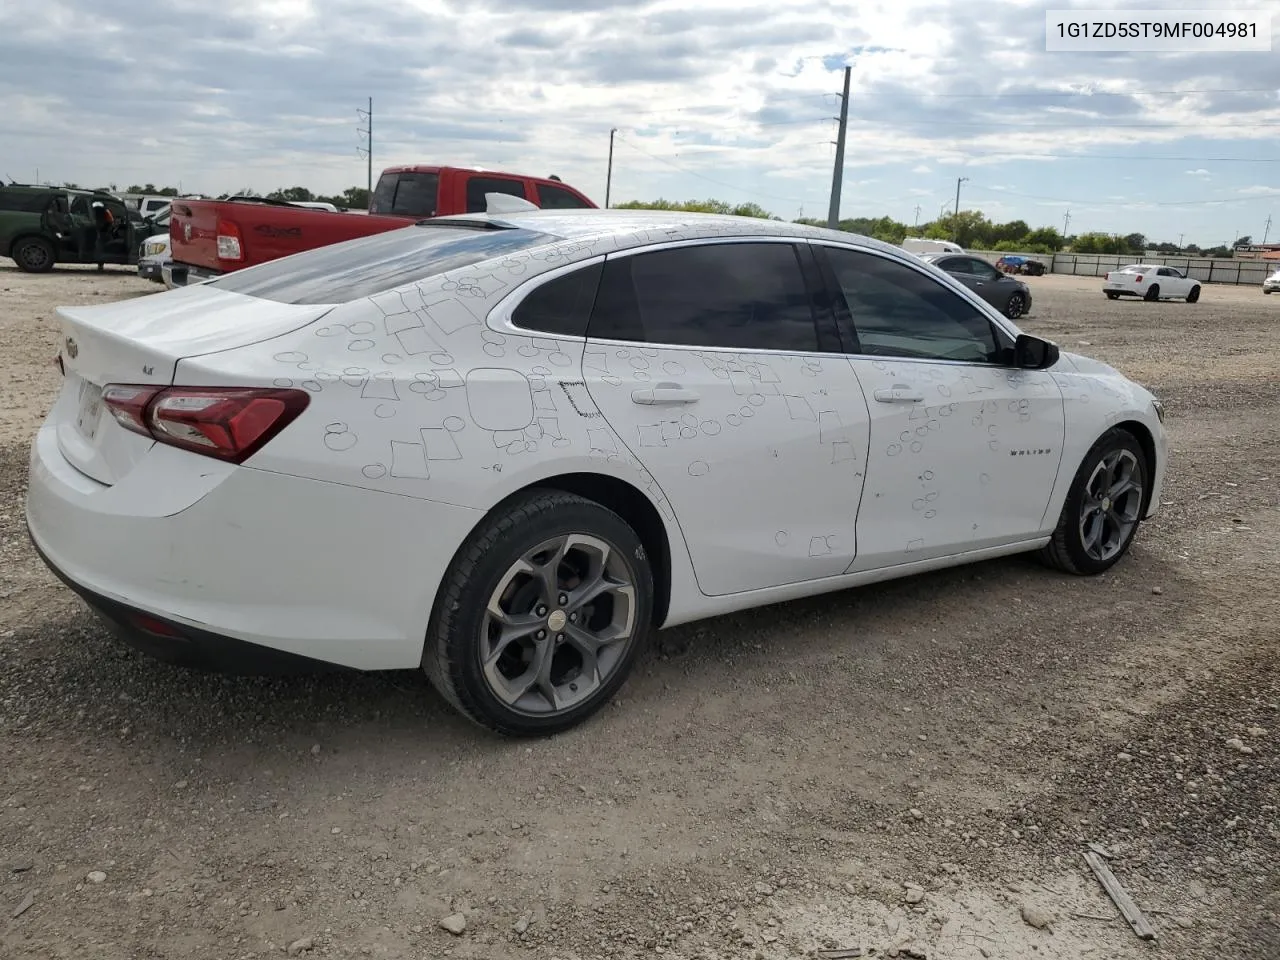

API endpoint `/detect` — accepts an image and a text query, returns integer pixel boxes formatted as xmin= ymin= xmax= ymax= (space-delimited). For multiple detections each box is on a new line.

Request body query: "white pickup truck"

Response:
xmin=1102 ymin=263 xmax=1201 ymax=303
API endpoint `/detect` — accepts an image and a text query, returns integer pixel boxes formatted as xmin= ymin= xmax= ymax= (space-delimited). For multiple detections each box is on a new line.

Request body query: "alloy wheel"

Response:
xmin=479 ymin=533 xmax=638 ymax=716
xmin=1077 ymin=449 xmax=1144 ymax=562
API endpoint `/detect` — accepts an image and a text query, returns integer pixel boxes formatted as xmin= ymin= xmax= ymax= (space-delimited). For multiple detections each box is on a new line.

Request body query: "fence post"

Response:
xmin=1237 ymin=262 xmax=1242 ymax=284
xmin=1208 ymin=261 xmax=1214 ymax=283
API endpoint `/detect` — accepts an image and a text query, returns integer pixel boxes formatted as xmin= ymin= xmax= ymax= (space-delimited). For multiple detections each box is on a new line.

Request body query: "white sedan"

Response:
xmin=26 ymin=208 xmax=1168 ymax=736
xmin=1103 ymin=264 xmax=1201 ymax=302
xmin=1263 ymin=268 xmax=1280 ymax=294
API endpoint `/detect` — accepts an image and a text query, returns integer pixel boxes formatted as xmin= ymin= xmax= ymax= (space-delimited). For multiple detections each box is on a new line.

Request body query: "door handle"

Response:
xmin=632 ymin=383 xmax=700 ymax=405
xmin=873 ymin=385 xmax=924 ymax=403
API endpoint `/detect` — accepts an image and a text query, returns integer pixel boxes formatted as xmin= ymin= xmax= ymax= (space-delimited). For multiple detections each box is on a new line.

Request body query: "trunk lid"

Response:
xmin=53 ymin=284 xmax=334 ymax=486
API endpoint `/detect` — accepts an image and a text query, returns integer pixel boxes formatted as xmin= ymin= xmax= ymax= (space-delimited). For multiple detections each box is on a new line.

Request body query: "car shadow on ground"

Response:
xmin=4 ymin=545 xmax=1175 ymax=766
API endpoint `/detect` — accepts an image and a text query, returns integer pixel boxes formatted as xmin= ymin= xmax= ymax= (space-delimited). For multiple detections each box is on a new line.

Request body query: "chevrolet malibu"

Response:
xmin=27 ymin=208 xmax=1168 ymax=736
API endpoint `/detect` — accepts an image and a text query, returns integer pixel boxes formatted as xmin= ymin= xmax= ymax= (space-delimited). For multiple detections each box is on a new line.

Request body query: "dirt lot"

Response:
xmin=1 ymin=265 xmax=1277 ymax=960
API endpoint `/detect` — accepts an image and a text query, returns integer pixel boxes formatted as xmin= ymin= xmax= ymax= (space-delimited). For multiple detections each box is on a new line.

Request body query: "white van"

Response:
xmin=902 ymin=237 xmax=965 ymax=255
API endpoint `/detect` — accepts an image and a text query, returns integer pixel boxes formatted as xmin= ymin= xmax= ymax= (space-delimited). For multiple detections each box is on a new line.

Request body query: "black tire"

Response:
xmin=1037 ymin=427 xmax=1150 ymax=576
xmin=1004 ymin=292 xmax=1027 ymax=319
xmin=1186 ymin=285 xmax=1200 ymax=303
xmin=12 ymin=236 xmax=56 ymax=273
xmin=1143 ymin=284 xmax=1160 ymax=302
xmin=1105 ymin=292 xmax=1120 ymax=300
xmin=423 ymin=489 xmax=654 ymax=737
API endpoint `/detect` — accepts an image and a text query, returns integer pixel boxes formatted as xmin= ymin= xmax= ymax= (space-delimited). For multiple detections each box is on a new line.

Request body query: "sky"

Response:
xmin=1 ymin=0 xmax=1277 ymax=247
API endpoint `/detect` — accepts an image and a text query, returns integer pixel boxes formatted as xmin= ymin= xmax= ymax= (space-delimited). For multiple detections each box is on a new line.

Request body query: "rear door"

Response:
xmin=582 ymin=238 xmax=871 ymax=597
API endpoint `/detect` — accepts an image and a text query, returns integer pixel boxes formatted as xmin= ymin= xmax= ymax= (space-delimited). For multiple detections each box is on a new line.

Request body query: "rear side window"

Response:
xmin=207 ymin=225 xmax=557 ymax=304
xmin=369 ymin=173 xmax=439 ymax=217
xmin=536 ymin=183 xmax=593 ymax=209
xmin=0 ymin=191 xmax=53 ymax=213
xmin=511 ymin=262 xmax=603 ymax=337
xmin=588 ymin=242 xmax=820 ymax=352
xmin=466 ymin=177 xmax=527 ymax=213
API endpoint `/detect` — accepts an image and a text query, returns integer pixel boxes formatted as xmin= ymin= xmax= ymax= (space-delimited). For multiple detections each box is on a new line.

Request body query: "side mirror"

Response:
xmin=1014 ymin=333 xmax=1059 ymax=370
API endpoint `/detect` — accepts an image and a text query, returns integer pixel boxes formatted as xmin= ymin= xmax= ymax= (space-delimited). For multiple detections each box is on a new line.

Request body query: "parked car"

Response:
xmin=0 ymin=183 xmax=156 ymax=273
xmin=27 ymin=208 xmax=1167 ymax=736
xmin=1262 ymin=267 xmax=1280 ymax=294
xmin=919 ymin=252 xmax=1033 ymax=318
xmin=165 ymin=165 xmax=596 ymax=287
xmin=136 ymin=204 xmax=172 ymax=283
xmin=995 ymin=255 xmax=1047 ymax=276
xmin=902 ymin=237 xmax=964 ymax=255
xmin=1103 ymin=264 xmax=1201 ymax=302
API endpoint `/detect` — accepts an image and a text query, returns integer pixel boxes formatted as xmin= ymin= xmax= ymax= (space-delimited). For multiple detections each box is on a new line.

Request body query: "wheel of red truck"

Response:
xmin=13 ymin=236 xmax=55 ymax=273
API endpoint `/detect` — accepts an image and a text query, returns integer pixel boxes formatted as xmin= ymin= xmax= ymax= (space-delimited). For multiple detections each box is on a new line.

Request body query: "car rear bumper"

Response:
xmin=162 ymin=260 xmax=221 ymax=288
xmin=25 ymin=416 xmax=483 ymax=673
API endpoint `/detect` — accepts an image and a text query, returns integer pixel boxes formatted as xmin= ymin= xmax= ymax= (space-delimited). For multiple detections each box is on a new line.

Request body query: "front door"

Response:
xmin=583 ymin=239 xmax=871 ymax=596
xmin=815 ymin=243 xmax=1065 ymax=569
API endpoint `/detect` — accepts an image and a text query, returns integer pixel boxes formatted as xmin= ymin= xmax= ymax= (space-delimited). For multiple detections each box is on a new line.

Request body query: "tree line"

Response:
xmin=66 ymin=182 xmax=1246 ymax=257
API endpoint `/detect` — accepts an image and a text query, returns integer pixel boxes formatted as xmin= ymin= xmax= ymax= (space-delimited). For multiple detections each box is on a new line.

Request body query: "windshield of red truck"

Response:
xmin=205 ymin=224 xmax=557 ymax=304
xmin=370 ymin=172 xmax=439 ymax=217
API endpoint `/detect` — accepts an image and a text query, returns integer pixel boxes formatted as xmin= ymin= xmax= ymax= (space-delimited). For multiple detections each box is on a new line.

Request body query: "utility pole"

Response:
xmin=1063 ymin=209 xmax=1072 ymax=237
xmin=826 ymin=66 xmax=851 ymax=229
xmin=952 ymin=176 xmax=968 ymax=241
xmin=605 ymin=128 xmax=616 ymax=208
xmin=1264 ymin=215 xmax=1272 ymax=245
xmin=913 ymin=204 xmax=921 ymax=227
xmin=357 ymin=97 xmax=373 ymax=201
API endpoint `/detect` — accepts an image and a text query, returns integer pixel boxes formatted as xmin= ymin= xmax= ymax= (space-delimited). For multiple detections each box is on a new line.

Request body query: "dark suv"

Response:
xmin=0 ymin=184 xmax=156 ymax=273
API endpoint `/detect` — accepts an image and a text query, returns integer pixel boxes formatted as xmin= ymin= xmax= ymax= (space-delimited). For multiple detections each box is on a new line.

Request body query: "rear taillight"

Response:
xmin=215 ymin=218 xmax=243 ymax=261
xmin=102 ymin=385 xmax=309 ymax=463
xmin=1134 ymin=275 xmax=1143 ymax=282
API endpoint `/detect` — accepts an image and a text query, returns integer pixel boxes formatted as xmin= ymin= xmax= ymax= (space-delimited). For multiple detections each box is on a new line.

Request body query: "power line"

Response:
xmin=900 ymin=86 xmax=1280 ymax=99
xmin=967 ymin=184 xmax=1280 ymax=207
xmin=852 ymin=118 xmax=1280 ymax=129
xmin=920 ymin=150 xmax=1280 ymax=162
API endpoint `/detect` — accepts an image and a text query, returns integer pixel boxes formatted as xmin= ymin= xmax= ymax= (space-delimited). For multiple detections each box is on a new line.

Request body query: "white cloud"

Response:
xmin=0 ymin=0 xmax=1276 ymax=243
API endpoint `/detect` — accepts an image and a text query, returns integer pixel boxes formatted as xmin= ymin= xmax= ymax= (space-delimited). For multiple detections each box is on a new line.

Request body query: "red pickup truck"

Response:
xmin=164 ymin=165 xmax=596 ymax=287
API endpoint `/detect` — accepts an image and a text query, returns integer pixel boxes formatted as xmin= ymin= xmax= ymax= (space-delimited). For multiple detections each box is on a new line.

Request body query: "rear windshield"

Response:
xmin=206 ymin=224 xmax=558 ymax=304
xmin=1117 ymin=265 xmax=1146 ymax=273
xmin=370 ymin=172 xmax=440 ymax=217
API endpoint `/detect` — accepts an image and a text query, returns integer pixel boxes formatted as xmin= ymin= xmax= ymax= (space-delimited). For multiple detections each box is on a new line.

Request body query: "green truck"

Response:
xmin=0 ymin=183 xmax=160 ymax=273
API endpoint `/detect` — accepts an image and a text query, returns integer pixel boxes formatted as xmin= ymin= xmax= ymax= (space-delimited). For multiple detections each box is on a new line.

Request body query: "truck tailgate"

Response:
xmin=169 ymin=200 xmax=414 ymax=274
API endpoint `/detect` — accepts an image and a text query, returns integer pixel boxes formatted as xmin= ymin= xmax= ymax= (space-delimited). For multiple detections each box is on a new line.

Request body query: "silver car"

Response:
xmin=1263 ymin=268 xmax=1280 ymax=294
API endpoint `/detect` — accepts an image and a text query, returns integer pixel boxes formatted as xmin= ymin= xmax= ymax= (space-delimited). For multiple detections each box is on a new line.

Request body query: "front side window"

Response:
xmin=822 ymin=246 xmax=1000 ymax=363
xmin=466 ymin=177 xmax=528 ymax=213
xmin=588 ymin=241 xmax=820 ymax=353
xmin=369 ymin=172 xmax=440 ymax=218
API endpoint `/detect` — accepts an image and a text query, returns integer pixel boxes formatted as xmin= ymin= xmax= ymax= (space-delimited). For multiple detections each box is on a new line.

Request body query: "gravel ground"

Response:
xmin=2 ymin=265 xmax=1277 ymax=960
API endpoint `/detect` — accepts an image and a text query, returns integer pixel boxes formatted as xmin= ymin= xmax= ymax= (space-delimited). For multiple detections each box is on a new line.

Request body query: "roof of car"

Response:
xmin=425 ymin=208 xmax=900 ymax=257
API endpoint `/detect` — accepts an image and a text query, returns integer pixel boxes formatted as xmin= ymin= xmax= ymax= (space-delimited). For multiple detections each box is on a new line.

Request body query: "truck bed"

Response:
xmin=169 ymin=199 xmax=414 ymax=278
